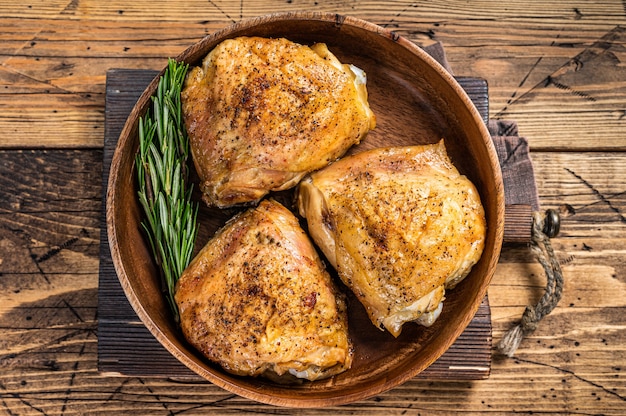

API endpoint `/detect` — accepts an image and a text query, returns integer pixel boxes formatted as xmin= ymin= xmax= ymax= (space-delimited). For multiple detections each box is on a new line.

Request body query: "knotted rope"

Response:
xmin=496 ymin=210 xmax=564 ymax=357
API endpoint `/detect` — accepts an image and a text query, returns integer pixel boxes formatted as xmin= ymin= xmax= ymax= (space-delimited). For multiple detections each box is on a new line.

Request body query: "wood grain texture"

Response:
xmin=1 ymin=148 xmax=625 ymax=414
xmin=0 ymin=1 xmax=624 ymax=149
xmin=1 ymin=0 xmax=625 ymax=413
xmin=97 ymin=69 xmax=493 ymax=383
xmin=503 ymin=204 xmax=533 ymax=243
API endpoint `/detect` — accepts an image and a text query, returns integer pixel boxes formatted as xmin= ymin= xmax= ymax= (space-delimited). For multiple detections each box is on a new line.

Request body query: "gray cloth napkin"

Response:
xmin=489 ymin=120 xmax=540 ymax=211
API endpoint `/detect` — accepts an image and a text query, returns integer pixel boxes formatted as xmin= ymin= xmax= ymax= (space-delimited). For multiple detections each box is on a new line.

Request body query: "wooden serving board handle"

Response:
xmin=503 ymin=205 xmax=561 ymax=244
xmin=503 ymin=204 xmax=533 ymax=244
xmin=98 ymin=69 xmax=495 ymax=381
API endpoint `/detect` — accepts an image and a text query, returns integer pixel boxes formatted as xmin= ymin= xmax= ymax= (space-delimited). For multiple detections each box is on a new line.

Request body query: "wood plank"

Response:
xmin=0 ymin=1 xmax=624 ymax=149
xmin=1 ymin=0 xmax=623 ymax=23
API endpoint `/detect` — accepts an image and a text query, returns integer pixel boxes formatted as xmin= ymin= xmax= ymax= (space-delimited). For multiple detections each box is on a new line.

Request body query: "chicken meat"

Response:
xmin=296 ymin=141 xmax=486 ymax=337
xmin=175 ymin=199 xmax=353 ymax=380
xmin=181 ymin=36 xmax=376 ymax=208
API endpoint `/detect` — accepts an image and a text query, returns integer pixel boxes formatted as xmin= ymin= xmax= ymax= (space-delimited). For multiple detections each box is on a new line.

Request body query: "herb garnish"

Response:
xmin=136 ymin=59 xmax=198 ymax=323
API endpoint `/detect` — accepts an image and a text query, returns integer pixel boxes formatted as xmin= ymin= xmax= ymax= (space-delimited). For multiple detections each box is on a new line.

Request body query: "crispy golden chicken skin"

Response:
xmin=181 ymin=36 xmax=375 ymax=208
xmin=296 ymin=141 xmax=486 ymax=337
xmin=175 ymin=199 xmax=353 ymax=380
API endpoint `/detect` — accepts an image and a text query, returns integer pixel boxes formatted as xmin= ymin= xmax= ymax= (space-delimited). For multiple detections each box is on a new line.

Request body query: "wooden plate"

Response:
xmin=106 ymin=12 xmax=505 ymax=407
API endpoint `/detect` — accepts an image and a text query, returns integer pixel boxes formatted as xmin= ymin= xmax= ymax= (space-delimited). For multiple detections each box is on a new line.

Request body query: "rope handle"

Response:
xmin=496 ymin=209 xmax=564 ymax=357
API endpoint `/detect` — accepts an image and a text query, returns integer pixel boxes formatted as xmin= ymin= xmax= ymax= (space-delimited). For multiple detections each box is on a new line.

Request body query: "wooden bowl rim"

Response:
xmin=107 ymin=11 xmax=505 ymax=407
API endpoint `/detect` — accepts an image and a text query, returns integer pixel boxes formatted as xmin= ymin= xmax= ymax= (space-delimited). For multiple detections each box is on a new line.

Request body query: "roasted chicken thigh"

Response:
xmin=297 ymin=141 xmax=486 ymax=337
xmin=181 ymin=36 xmax=375 ymax=208
xmin=175 ymin=199 xmax=353 ymax=380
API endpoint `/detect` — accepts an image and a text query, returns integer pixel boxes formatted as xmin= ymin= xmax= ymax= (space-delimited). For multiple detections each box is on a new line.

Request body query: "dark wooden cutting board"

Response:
xmin=98 ymin=69 xmax=495 ymax=381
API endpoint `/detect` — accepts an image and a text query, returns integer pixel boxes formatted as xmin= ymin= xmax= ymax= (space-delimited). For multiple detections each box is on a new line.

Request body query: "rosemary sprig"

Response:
xmin=136 ymin=59 xmax=198 ymax=323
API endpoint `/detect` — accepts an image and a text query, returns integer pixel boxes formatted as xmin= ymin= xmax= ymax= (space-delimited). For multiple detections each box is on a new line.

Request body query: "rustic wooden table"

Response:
xmin=1 ymin=1 xmax=625 ymax=414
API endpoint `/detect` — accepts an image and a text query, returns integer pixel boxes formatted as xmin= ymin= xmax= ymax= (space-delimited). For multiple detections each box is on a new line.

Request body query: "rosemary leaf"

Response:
xmin=135 ymin=59 xmax=197 ymax=323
